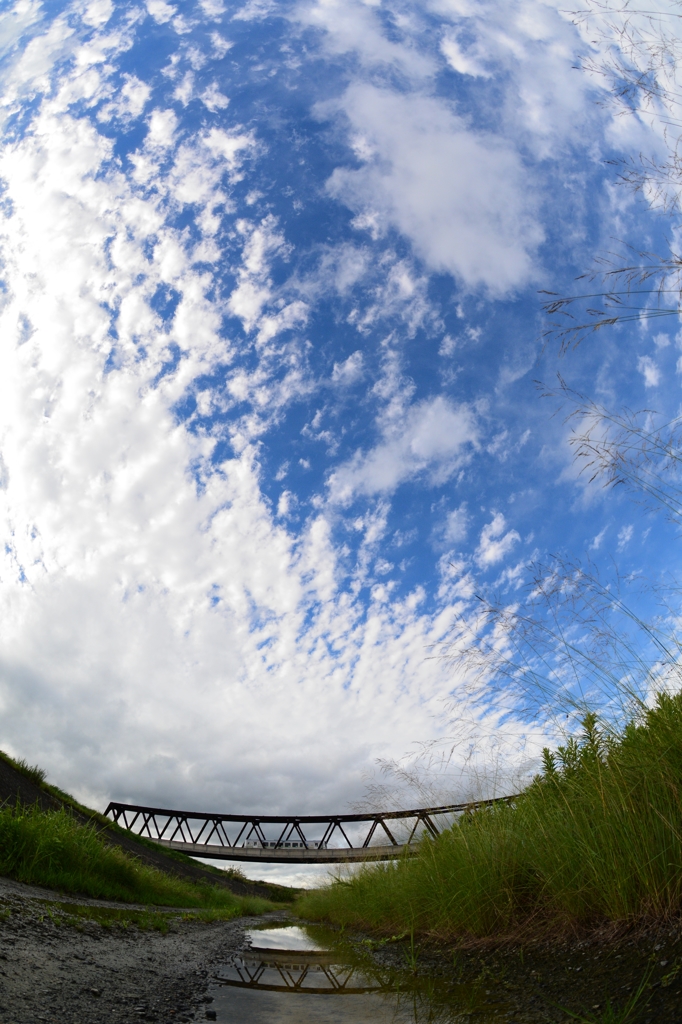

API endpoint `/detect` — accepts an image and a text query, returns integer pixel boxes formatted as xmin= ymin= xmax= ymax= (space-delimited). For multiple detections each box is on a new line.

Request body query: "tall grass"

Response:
xmin=299 ymin=693 xmax=682 ymax=937
xmin=0 ymin=804 xmax=273 ymax=913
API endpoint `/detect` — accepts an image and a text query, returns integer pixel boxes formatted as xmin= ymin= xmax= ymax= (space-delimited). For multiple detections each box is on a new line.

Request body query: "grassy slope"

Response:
xmin=0 ymin=749 xmax=242 ymax=881
xmin=0 ymin=750 xmax=291 ymax=909
xmin=298 ymin=693 xmax=682 ymax=938
xmin=0 ymin=803 xmax=273 ymax=912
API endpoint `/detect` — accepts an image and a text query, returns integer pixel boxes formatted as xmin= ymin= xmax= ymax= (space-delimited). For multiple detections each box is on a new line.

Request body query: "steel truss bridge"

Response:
xmin=104 ymin=795 xmax=513 ymax=863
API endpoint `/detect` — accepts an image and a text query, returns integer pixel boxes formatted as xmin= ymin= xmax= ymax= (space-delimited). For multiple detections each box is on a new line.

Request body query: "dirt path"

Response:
xmin=0 ymin=876 xmax=287 ymax=1024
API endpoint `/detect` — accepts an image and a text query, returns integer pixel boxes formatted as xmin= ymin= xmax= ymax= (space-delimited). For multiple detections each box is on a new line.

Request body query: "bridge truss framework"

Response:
xmin=104 ymin=796 xmax=514 ymax=863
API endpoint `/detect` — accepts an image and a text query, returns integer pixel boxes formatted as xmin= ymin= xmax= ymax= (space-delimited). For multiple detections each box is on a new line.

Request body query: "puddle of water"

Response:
xmin=209 ymin=921 xmax=510 ymax=1023
xmin=244 ymin=925 xmax=325 ymax=952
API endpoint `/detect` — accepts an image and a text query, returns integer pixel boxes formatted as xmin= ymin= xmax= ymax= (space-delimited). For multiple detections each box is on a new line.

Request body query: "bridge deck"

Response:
xmin=150 ymin=837 xmax=408 ymax=863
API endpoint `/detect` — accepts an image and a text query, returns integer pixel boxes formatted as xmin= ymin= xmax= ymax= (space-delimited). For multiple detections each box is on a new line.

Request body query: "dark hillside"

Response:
xmin=0 ymin=754 xmax=61 ymax=812
xmin=0 ymin=750 xmax=293 ymax=902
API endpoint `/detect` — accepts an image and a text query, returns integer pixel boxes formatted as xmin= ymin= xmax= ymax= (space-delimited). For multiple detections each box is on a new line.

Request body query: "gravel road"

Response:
xmin=0 ymin=876 xmax=286 ymax=1024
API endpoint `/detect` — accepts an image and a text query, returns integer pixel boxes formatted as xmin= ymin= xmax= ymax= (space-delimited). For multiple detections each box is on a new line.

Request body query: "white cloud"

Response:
xmin=203 ymin=125 xmax=255 ymax=170
xmin=617 ymin=524 xmax=633 ymax=552
xmin=441 ymin=34 xmax=490 ymax=78
xmin=147 ymin=0 xmax=176 ymax=25
xmin=226 ymin=216 xmax=309 ymax=354
xmin=277 ymin=489 xmax=295 ymax=516
xmin=443 ymin=504 xmax=469 ymax=545
xmin=173 ymin=71 xmax=194 ymax=106
xmin=0 ymin=1 xmax=43 ymax=68
xmin=296 ymin=245 xmax=434 ymax=335
xmin=332 ymin=350 xmax=364 ymax=385
xmin=432 ymin=0 xmax=600 ymax=156
xmin=200 ymin=0 xmax=226 ymax=16
xmin=226 ymin=217 xmax=283 ymax=326
xmin=146 ymin=108 xmax=178 ymax=148
xmin=117 ymin=74 xmax=151 ymax=118
xmin=211 ymin=32 xmax=233 ymax=56
xmin=475 ymin=513 xmax=520 ymax=568
xmin=571 ymin=0 xmax=682 ymax=203
xmin=233 ymin=0 xmax=277 ymax=22
xmin=295 ymin=0 xmax=433 ymax=80
xmin=328 ymin=396 xmax=478 ymax=503
xmin=589 ymin=526 xmax=607 ymax=551
xmin=82 ymin=1 xmax=114 ymax=29
xmin=301 ymin=0 xmax=598 ymax=154
xmin=323 ymin=84 xmax=543 ymax=295
xmin=293 ymin=0 xmax=608 ymax=316
xmin=439 ymin=334 xmax=457 ymax=357
xmin=1 ymin=15 xmax=76 ymax=102
xmin=638 ymin=354 xmax=661 ymax=388
xmin=201 ymin=82 xmax=230 ymax=111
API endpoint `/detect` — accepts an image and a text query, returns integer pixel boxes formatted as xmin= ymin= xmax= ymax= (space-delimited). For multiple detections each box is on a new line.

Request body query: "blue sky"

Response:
xmin=0 ymin=0 xmax=680 ymax=881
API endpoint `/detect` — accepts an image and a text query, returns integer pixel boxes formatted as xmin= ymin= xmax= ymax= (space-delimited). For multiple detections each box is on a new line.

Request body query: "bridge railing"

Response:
xmin=103 ymin=795 xmax=517 ymax=862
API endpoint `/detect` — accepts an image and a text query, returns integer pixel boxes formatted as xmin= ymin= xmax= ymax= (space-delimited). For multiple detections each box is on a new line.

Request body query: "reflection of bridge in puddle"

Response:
xmin=216 ymin=947 xmax=386 ymax=995
xmin=208 ymin=924 xmax=509 ymax=1023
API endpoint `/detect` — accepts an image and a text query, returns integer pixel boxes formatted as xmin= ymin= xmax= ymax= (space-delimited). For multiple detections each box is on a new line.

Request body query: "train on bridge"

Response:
xmin=242 ymin=839 xmax=327 ymax=851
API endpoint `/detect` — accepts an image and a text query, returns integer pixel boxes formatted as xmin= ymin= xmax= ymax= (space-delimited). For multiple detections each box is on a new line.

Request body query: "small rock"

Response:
xmin=205 ymin=1012 xmax=216 ymax=1021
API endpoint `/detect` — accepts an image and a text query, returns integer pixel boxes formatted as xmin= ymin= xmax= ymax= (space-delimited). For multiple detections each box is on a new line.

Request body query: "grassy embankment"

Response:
xmin=0 ymin=752 xmax=277 ymax=915
xmin=0 ymin=749 xmax=249 ymax=883
xmin=0 ymin=803 xmax=274 ymax=914
xmin=299 ymin=693 xmax=682 ymax=938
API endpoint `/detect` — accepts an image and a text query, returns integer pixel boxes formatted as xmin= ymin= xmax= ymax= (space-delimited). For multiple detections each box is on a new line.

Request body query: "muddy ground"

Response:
xmin=354 ymin=920 xmax=682 ymax=1021
xmin=0 ymin=876 xmax=288 ymax=1024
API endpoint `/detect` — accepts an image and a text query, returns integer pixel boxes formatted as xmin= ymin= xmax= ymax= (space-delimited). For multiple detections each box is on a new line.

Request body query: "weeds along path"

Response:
xmin=0 ymin=875 xmax=289 ymax=1024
